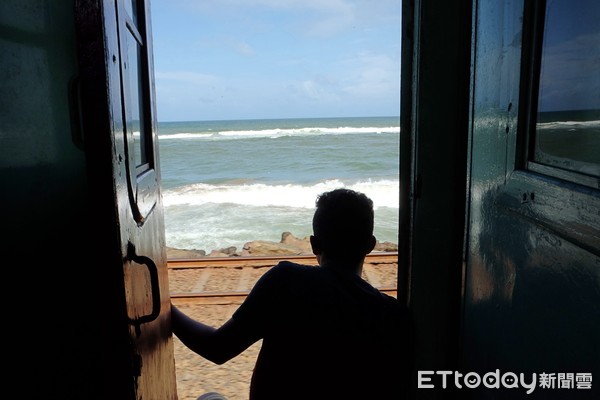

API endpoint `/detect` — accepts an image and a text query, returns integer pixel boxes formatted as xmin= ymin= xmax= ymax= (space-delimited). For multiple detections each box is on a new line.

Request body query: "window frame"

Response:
xmin=517 ymin=0 xmax=600 ymax=190
xmin=116 ymin=0 xmax=160 ymax=223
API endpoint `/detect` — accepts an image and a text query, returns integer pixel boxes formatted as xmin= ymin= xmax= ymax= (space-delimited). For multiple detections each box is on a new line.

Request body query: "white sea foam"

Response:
xmin=537 ymin=119 xmax=600 ymax=130
xmin=159 ymin=117 xmax=401 ymax=251
xmin=158 ymin=126 xmax=399 ymax=140
xmin=163 ymin=179 xmax=400 ymax=210
xmin=159 ymin=132 xmax=215 ymax=139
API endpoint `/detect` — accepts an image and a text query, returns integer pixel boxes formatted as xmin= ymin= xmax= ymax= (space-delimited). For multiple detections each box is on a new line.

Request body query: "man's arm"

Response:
xmin=170 ymin=262 xmax=286 ymax=363
xmin=170 ymin=303 xmax=260 ymax=365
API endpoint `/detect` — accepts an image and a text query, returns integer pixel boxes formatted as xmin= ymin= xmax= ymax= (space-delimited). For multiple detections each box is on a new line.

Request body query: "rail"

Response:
xmin=169 ymin=252 xmax=398 ymax=305
xmin=168 ymin=252 xmax=398 ymax=269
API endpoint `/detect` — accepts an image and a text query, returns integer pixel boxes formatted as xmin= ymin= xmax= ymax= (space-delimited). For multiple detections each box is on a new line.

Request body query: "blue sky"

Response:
xmin=537 ymin=0 xmax=600 ymax=112
xmin=150 ymin=0 xmax=401 ymax=122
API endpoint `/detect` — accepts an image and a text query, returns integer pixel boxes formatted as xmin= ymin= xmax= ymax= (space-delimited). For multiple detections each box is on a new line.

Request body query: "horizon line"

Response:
xmin=157 ymin=115 xmax=401 ymax=124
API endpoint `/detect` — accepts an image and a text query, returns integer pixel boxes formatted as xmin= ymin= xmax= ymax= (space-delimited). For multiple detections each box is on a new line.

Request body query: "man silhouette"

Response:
xmin=171 ymin=188 xmax=411 ymax=399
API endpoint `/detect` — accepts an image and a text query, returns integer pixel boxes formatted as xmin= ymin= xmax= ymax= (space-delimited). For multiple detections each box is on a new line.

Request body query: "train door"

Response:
xmin=401 ymin=1 xmax=598 ymax=399
xmin=75 ymin=0 xmax=178 ymax=398
xmin=461 ymin=0 xmax=599 ymax=398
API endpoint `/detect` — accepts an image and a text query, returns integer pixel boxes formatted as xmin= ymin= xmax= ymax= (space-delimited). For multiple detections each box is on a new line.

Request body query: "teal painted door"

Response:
xmin=75 ymin=0 xmax=178 ymax=398
xmin=462 ymin=1 xmax=599 ymax=398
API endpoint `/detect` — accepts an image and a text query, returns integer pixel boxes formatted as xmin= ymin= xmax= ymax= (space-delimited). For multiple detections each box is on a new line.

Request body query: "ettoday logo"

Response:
xmin=418 ymin=370 xmax=593 ymax=394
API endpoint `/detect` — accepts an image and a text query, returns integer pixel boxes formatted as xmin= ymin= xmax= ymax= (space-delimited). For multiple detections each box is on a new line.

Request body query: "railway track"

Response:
xmin=169 ymin=252 xmax=398 ymax=305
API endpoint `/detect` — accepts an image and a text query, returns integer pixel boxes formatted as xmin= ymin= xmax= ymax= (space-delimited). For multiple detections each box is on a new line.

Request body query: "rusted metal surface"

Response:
xmin=167 ymin=252 xmax=398 ymax=269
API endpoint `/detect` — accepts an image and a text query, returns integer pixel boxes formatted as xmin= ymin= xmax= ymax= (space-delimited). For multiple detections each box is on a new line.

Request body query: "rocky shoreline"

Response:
xmin=166 ymin=231 xmax=398 ymax=259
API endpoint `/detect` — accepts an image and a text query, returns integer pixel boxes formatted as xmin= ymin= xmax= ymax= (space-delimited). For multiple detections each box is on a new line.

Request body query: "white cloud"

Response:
xmin=234 ymin=41 xmax=256 ymax=57
xmin=179 ymin=0 xmax=358 ymax=36
xmin=152 ymin=0 xmax=401 ymax=120
xmin=339 ymin=53 xmax=399 ymax=97
xmin=155 ymin=71 xmax=218 ymax=86
xmin=260 ymin=0 xmax=357 ymax=36
xmin=299 ymin=79 xmax=340 ymax=101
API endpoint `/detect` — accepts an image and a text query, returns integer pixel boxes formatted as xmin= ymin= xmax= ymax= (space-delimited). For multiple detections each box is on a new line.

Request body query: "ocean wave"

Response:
xmin=537 ymin=119 xmax=600 ymax=130
xmin=163 ymin=179 xmax=400 ymax=209
xmin=158 ymin=126 xmax=400 ymax=141
xmin=158 ymin=132 xmax=215 ymax=139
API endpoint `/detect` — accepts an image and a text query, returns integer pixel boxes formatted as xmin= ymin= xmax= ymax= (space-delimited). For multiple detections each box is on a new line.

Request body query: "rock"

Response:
xmin=374 ymin=241 xmax=398 ymax=252
xmin=240 ymin=240 xmax=306 ymax=257
xmin=166 ymin=246 xmax=206 ymax=259
xmin=280 ymin=232 xmax=313 ymax=254
xmin=166 ymin=233 xmax=398 ymax=259
xmin=208 ymin=246 xmax=238 ymax=257
xmin=216 ymin=246 xmax=238 ymax=255
xmin=208 ymin=250 xmax=232 ymax=257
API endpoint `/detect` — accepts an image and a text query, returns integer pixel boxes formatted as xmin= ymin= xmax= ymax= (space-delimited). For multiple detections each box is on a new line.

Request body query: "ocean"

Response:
xmin=535 ymin=110 xmax=600 ymax=176
xmin=157 ymin=116 xmax=400 ymax=254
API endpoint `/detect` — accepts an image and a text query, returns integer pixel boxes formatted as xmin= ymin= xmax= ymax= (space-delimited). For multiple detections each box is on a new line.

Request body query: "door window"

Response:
xmin=119 ymin=0 xmax=159 ymax=222
xmin=526 ymin=0 xmax=600 ymax=185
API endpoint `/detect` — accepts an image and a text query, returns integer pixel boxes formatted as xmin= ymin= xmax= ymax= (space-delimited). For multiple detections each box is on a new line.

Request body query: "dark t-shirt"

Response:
xmin=232 ymin=261 xmax=411 ymax=399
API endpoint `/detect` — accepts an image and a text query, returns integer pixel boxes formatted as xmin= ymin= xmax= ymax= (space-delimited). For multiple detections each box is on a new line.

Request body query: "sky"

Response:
xmin=537 ymin=0 xmax=600 ymax=112
xmin=150 ymin=0 xmax=402 ymax=122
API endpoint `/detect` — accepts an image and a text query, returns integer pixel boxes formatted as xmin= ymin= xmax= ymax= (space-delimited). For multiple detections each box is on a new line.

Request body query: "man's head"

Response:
xmin=310 ymin=188 xmax=376 ymax=262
